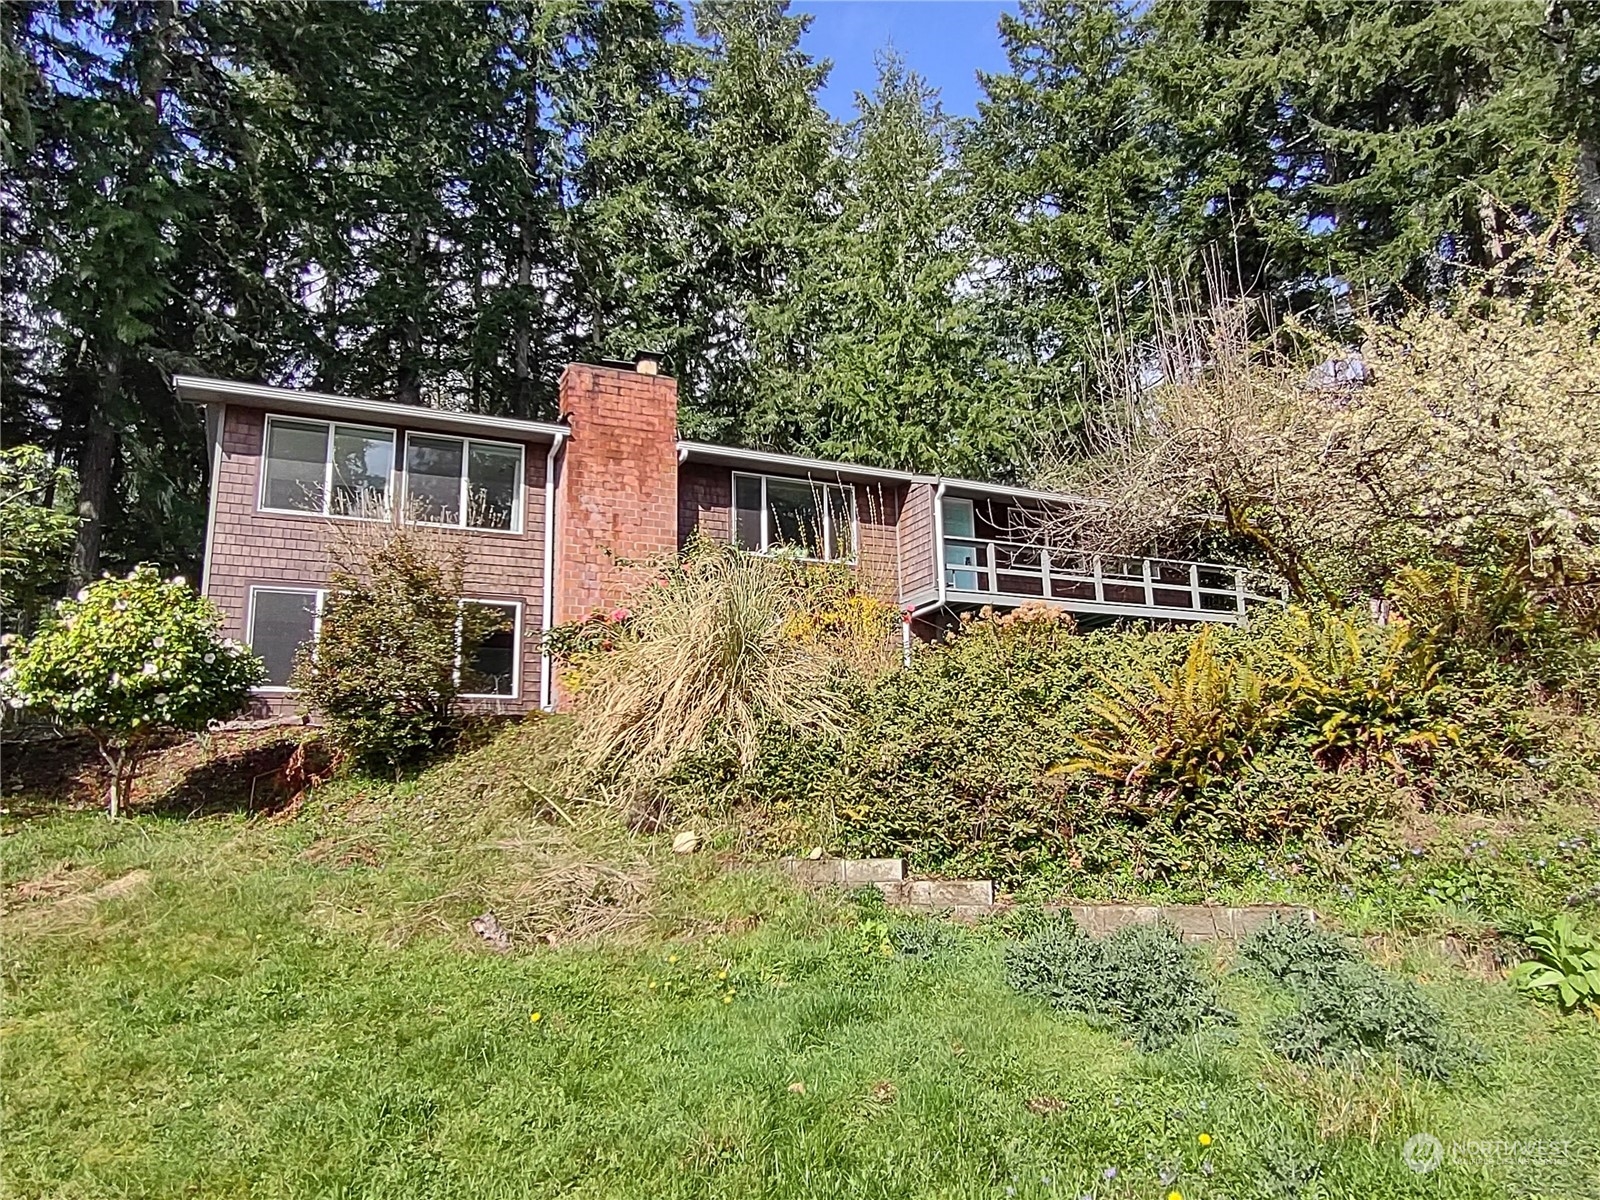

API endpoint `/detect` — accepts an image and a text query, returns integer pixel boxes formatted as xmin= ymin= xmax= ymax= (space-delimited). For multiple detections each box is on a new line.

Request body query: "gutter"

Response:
xmin=538 ymin=429 xmax=568 ymax=711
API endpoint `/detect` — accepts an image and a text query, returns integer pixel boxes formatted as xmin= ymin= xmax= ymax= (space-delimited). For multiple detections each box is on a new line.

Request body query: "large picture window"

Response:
xmin=403 ymin=434 xmax=523 ymax=532
xmin=247 ymin=587 xmax=322 ymax=688
xmin=260 ymin=417 xmax=394 ymax=518
xmin=458 ymin=600 xmax=521 ymax=698
xmin=732 ymin=473 xmax=856 ymax=562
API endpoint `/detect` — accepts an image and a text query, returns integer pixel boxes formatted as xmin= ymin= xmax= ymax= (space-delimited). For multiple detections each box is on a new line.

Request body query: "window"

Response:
xmin=247 ymin=588 xmax=322 ymax=688
xmin=260 ymin=417 xmax=394 ymax=517
xmin=403 ymin=434 xmax=523 ymax=531
xmin=731 ymin=473 xmax=856 ymax=562
xmin=458 ymin=600 xmax=520 ymax=698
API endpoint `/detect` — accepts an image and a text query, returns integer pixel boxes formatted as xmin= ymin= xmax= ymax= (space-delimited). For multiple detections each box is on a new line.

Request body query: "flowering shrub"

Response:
xmin=0 ymin=566 xmax=263 ymax=815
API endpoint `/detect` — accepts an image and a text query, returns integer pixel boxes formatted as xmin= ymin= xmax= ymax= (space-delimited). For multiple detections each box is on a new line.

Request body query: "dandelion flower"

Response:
xmin=529 ymin=1012 xmax=541 ymax=1024
xmin=721 ymin=993 xmax=732 ymax=1004
xmin=1168 ymin=1192 xmax=1183 ymax=1200
xmin=717 ymin=969 xmax=728 ymax=980
xmin=1198 ymin=1133 xmax=1212 ymax=1147
xmin=667 ymin=953 xmax=678 ymax=964
xmin=647 ymin=978 xmax=658 ymax=990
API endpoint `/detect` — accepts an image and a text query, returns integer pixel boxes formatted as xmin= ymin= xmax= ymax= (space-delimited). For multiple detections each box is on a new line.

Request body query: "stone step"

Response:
xmin=779 ymin=856 xmax=905 ymax=887
xmin=874 ymin=878 xmax=995 ymax=909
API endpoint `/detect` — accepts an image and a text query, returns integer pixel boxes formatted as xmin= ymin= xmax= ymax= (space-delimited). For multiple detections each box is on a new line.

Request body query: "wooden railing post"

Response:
xmin=1189 ymin=563 xmax=1201 ymax=610
xmin=987 ymin=540 xmax=998 ymax=594
xmin=1040 ymin=547 xmax=1051 ymax=599
xmin=1142 ymin=558 xmax=1154 ymax=608
xmin=1093 ymin=555 xmax=1104 ymax=604
xmin=1236 ymin=569 xmax=1248 ymax=615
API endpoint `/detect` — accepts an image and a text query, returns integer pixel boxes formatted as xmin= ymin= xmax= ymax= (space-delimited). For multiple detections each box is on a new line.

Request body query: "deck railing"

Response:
xmin=942 ymin=536 xmax=1281 ymax=619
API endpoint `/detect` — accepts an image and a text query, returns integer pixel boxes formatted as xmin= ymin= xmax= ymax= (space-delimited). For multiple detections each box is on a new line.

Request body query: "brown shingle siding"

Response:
xmin=205 ymin=405 xmax=550 ymax=712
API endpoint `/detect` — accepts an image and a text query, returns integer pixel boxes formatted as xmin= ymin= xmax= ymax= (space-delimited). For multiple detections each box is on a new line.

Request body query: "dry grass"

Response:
xmin=1260 ymin=1058 xmax=1421 ymax=1144
xmin=486 ymin=832 xmax=655 ymax=946
xmin=570 ymin=544 xmax=850 ymax=816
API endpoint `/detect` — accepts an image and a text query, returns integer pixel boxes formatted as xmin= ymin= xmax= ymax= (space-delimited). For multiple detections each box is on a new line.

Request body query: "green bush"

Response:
xmin=1239 ymin=916 xmax=1472 ymax=1080
xmin=0 ymin=566 xmax=264 ymax=815
xmin=292 ymin=526 xmax=466 ymax=774
xmin=1068 ymin=627 xmax=1277 ymax=806
xmin=1005 ymin=915 xmax=1234 ymax=1051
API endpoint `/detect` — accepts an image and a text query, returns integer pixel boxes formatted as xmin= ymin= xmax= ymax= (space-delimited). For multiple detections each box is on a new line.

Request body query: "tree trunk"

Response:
xmin=1575 ymin=140 xmax=1600 ymax=259
xmin=70 ymin=363 xmax=122 ymax=585
xmin=96 ymin=737 xmax=141 ymax=819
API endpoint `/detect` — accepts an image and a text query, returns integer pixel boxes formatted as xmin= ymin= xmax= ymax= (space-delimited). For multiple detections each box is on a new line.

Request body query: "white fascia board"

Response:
xmin=174 ymin=375 xmax=568 ymax=443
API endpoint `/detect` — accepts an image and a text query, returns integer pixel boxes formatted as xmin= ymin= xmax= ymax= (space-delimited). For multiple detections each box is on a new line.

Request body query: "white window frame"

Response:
xmin=731 ymin=472 xmax=858 ymax=564
xmin=401 ymin=432 xmax=526 ymax=534
xmin=246 ymin=585 xmax=325 ymax=693
xmin=257 ymin=415 xmax=396 ymax=520
xmin=455 ymin=598 xmax=522 ymax=700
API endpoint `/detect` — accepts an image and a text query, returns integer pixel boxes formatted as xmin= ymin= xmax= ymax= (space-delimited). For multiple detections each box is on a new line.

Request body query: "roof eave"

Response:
xmin=173 ymin=375 xmax=569 ymax=443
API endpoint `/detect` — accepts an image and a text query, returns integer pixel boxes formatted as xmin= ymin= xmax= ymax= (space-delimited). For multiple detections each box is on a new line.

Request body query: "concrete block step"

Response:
xmin=780 ymin=856 xmax=905 ymax=887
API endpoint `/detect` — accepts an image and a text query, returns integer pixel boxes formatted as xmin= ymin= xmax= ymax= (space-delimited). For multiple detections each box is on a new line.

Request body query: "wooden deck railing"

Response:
xmin=942 ymin=536 xmax=1280 ymax=619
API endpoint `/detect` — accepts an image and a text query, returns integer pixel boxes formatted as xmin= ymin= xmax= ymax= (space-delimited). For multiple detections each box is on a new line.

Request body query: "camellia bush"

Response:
xmin=0 ymin=566 xmax=264 ymax=816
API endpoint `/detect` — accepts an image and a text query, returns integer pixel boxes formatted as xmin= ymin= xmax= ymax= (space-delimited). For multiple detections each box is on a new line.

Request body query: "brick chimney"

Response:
xmin=552 ymin=355 xmax=680 ymax=625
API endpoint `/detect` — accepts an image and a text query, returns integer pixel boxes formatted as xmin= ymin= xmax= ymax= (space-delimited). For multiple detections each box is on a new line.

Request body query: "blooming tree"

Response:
xmin=0 ymin=566 xmax=264 ymax=816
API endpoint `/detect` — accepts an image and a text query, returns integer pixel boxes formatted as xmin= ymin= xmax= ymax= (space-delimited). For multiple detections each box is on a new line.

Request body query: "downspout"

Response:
xmin=198 ymin=402 xmax=226 ymax=597
xmin=538 ymin=429 xmax=568 ymax=712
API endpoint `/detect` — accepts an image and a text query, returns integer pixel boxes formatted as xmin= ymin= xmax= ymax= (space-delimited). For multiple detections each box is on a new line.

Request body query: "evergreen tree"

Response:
xmin=762 ymin=54 xmax=1024 ymax=476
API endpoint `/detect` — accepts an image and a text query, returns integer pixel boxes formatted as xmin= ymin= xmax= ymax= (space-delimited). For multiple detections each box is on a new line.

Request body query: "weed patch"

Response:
xmin=1005 ymin=916 xmax=1235 ymax=1051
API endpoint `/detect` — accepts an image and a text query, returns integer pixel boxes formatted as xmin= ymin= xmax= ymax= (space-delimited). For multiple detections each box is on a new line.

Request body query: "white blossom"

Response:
xmin=203 ymin=652 xmax=215 ymax=664
xmin=143 ymin=662 xmax=158 ymax=676
xmin=152 ymin=636 xmax=165 ymax=649
xmin=76 ymin=587 xmax=90 ymax=602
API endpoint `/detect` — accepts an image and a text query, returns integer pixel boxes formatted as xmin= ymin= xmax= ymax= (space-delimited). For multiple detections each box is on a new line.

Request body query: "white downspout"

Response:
xmin=539 ymin=429 xmax=567 ymax=712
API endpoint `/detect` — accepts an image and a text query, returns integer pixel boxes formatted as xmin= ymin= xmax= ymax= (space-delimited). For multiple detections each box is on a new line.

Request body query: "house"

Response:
xmin=176 ymin=355 xmax=1274 ymax=714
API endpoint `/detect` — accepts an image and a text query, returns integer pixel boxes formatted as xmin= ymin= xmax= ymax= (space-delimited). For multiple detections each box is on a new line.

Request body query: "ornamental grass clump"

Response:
xmin=570 ymin=542 xmax=849 ymax=817
xmin=0 ymin=566 xmax=264 ymax=816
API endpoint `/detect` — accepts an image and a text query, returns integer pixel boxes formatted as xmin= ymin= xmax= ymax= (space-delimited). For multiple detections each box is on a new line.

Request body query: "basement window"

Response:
xmin=260 ymin=416 xmax=394 ymax=518
xmin=732 ymin=472 xmax=856 ymax=562
xmin=457 ymin=600 xmax=521 ymax=698
xmin=403 ymin=434 xmax=524 ymax=532
xmin=247 ymin=587 xmax=322 ymax=689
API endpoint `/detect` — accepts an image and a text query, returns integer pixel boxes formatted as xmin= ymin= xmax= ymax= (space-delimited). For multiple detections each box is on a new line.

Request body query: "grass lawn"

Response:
xmin=3 ymin=730 xmax=1598 ymax=1200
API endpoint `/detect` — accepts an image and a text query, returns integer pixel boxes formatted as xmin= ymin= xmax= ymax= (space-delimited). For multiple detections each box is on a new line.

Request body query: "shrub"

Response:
xmin=1274 ymin=609 xmax=1449 ymax=768
xmin=1005 ymin=915 xmax=1235 ymax=1051
xmin=0 ymin=566 xmax=263 ymax=815
xmin=570 ymin=541 xmax=852 ymax=816
xmin=0 ymin=445 xmax=76 ymax=626
xmin=1067 ymin=627 xmax=1278 ymax=806
xmin=292 ymin=525 xmax=467 ymax=774
xmin=1239 ymin=916 xmax=1471 ymax=1080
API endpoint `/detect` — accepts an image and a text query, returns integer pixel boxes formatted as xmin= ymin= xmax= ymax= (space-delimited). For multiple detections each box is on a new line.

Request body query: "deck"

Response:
xmin=934 ymin=535 xmax=1281 ymax=624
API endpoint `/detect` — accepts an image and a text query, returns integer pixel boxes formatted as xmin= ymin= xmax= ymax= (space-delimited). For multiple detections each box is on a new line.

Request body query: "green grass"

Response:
xmin=4 ymin=744 xmax=1599 ymax=1200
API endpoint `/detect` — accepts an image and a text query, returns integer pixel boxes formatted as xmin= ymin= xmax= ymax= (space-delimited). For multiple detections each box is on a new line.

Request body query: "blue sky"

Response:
xmin=790 ymin=1 xmax=1017 ymax=120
